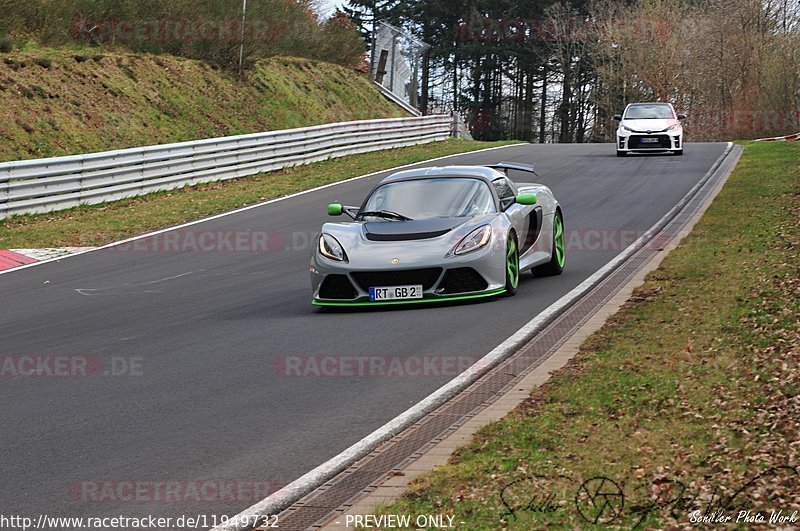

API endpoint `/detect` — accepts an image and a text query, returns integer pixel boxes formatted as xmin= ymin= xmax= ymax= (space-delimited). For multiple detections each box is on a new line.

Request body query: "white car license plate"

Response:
xmin=369 ymin=285 xmax=423 ymax=301
xmin=640 ymin=137 xmax=659 ymax=143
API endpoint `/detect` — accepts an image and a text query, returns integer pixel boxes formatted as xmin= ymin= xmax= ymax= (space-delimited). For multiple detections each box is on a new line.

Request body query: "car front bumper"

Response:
xmin=310 ymin=238 xmax=508 ymax=306
xmin=617 ymin=131 xmax=682 ymax=152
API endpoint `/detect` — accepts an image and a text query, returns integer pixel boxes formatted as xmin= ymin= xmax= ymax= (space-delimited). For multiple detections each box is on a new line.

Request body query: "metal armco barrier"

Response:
xmin=0 ymin=115 xmax=453 ymax=219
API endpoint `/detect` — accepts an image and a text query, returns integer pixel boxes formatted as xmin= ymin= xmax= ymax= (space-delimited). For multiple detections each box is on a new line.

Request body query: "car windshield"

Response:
xmin=360 ymin=178 xmax=496 ymax=220
xmin=624 ymin=104 xmax=674 ymax=119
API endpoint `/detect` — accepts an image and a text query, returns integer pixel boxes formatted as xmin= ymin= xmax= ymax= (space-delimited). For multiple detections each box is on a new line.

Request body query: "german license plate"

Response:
xmin=369 ymin=285 xmax=423 ymax=301
xmin=640 ymin=137 xmax=659 ymax=143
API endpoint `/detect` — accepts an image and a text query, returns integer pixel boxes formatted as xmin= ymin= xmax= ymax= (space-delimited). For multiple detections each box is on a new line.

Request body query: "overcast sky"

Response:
xmin=316 ymin=0 xmax=348 ymax=19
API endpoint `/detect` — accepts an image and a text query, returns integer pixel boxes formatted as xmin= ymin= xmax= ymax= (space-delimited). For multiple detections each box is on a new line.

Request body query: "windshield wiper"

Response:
xmin=357 ymin=210 xmax=413 ymax=221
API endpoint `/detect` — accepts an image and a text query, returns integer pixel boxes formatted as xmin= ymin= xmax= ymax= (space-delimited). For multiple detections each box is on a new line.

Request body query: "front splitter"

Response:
xmin=312 ymin=289 xmax=506 ymax=307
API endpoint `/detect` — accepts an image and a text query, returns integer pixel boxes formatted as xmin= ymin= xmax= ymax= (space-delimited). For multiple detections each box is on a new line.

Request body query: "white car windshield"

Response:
xmin=360 ymin=178 xmax=496 ymax=220
xmin=624 ymin=105 xmax=674 ymax=119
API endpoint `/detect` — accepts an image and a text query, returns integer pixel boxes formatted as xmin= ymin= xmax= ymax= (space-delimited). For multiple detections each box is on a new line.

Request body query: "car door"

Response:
xmin=493 ymin=177 xmax=539 ymax=256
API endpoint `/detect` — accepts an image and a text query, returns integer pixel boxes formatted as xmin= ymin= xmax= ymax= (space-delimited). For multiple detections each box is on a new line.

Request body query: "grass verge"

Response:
xmin=0 ymin=139 xmax=517 ymax=248
xmin=375 ymin=141 xmax=800 ymax=529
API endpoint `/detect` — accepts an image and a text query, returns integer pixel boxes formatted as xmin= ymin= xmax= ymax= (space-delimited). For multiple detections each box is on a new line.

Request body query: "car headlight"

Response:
xmin=620 ymin=125 xmax=634 ymax=133
xmin=668 ymin=123 xmax=681 ymax=132
xmin=319 ymin=234 xmax=347 ymax=262
xmin=453 ymin=225 xmax=492 ymax=255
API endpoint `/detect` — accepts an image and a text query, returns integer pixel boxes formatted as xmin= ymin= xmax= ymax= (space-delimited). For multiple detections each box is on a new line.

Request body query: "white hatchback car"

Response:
xmin=614 ymin=103 xmax=686 ymax=157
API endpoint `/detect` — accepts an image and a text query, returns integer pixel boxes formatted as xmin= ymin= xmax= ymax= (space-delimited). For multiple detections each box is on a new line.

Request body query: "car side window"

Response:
xmin=492 ymin=178 xmax=516 ymax=211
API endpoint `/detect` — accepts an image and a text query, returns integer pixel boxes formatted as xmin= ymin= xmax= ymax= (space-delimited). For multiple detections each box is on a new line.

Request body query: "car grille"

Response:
xmin=318 ymin=274 xmax=358 ymax=300
xmin=365 ymin=229 xmax=451 ymax=241
xmin=351 ymin=268 xmax=442 ymax=292
xmin=438 ymin=268 xmax=488 ymax=294
xmin=629 ymin=134 xmax=671 ymax=149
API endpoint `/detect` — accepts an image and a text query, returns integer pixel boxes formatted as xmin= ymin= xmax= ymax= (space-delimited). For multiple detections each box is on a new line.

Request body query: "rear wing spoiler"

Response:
xmin=486 ymin=161 xmax=538 ymax=176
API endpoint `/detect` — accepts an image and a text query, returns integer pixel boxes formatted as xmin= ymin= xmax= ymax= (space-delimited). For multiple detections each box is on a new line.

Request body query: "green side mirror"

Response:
xmin=327 ymin=203 xmax=343 ymax=216
xmin=516 ymin=193 xmax=537 ymax=206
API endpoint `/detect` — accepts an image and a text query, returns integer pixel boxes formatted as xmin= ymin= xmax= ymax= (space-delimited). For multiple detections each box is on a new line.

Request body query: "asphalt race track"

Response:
xmin=0 ymin=143 xmax=728 ymax=524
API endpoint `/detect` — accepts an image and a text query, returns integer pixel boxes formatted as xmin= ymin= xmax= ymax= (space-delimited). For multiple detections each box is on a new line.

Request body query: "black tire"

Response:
xmin=532 ymin=210 xmax=565 ymax=277
xmin=503 ymin=233 xmax=519 ymax=296
xmin=675 ymin=149 xmax=683 ymax=156
xmin=616 ymin=150 xmax=625 ymax=157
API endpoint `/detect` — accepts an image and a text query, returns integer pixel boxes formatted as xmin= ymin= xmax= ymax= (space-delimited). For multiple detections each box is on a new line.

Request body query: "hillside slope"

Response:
xmin=0 ymin=48 xmax=404 ymax=162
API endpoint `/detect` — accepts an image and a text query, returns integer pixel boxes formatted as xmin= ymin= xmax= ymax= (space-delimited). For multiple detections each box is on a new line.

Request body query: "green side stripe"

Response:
xmin=312 ymin=289 xmax=507 ymax=307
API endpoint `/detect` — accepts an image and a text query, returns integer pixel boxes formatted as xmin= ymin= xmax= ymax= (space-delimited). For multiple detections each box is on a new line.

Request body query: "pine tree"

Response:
xmin=343 ymin=0 xmax=403 ymax=45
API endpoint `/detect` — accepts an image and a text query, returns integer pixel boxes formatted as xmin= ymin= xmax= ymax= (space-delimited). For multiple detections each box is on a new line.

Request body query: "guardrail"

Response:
xmin=0 ymin=115 xmax=453 ymax=219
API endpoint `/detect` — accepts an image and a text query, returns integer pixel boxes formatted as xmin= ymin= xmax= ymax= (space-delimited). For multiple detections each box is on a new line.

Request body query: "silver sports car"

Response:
xmin=309 ymin=162 xmax=565 ymax=307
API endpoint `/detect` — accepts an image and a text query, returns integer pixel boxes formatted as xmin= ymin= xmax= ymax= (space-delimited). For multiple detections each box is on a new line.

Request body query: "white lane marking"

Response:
xmin=75 ymin=272 xmax=193 ymax=295
xmin=76 ymin=288 xmax=165 ymax=296
xmin=210 ymin=142 xmax=736 ymax=531
xmin=138 ymin=272 xmax=193 ymax=285
xmin=0 ymin=143 xmax=522 ymax=276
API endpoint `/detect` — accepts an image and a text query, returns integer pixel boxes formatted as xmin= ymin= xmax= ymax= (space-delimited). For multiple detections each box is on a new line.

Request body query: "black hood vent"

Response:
xmin=366 ymin=229 xmax=450 ymax=241
xmin=364 ymin=217 xmax=467 ymax=242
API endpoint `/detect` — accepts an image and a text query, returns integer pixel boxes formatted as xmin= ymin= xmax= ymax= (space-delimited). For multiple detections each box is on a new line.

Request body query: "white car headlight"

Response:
xmin=620 ymin=125 xmax=634 ymax=133
xmin=319 ymin=234 xmax=347 ymax=262
xmin=668 ymin=123 xmax=681 ymax=132
xmin=453 ymin=225 xmax=492 ymax=255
